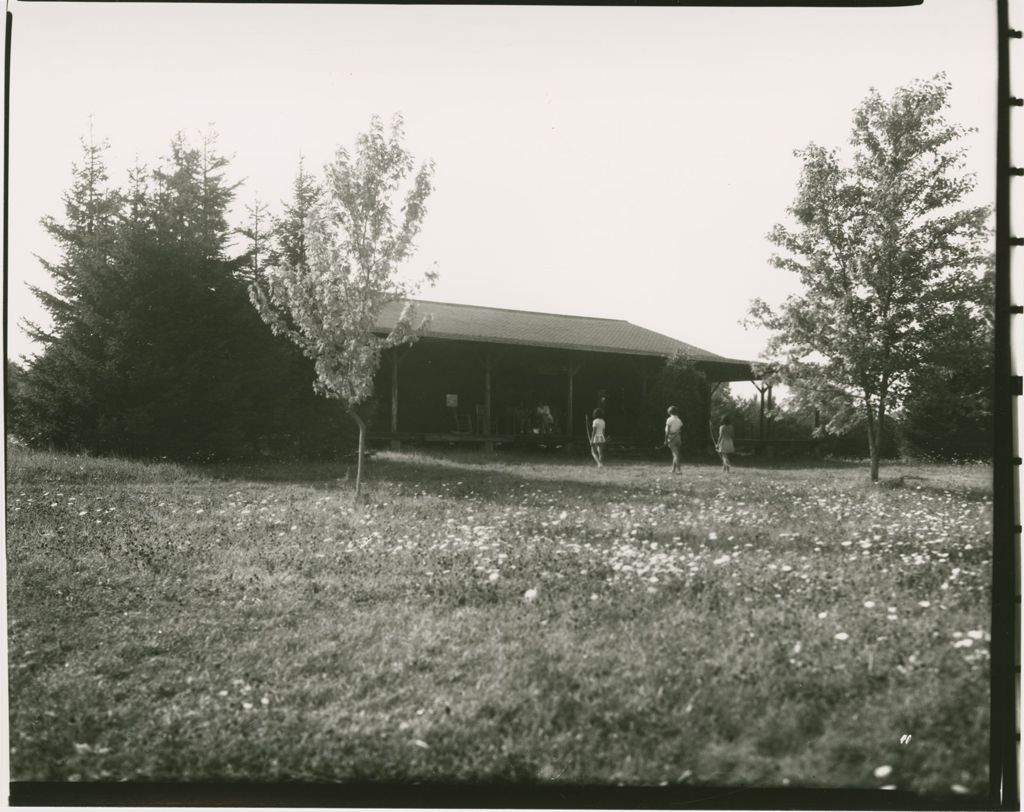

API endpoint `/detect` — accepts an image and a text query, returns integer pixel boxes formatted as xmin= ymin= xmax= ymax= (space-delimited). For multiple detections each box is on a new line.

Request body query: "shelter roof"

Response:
xmin=374 ymin=299 xmax=755 ymax=368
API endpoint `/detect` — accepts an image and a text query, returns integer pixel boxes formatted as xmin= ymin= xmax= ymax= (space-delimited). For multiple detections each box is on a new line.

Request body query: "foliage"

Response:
xmin=749 ymin=75 xmax=991 ymax=481
xmin=7 ymin=447 xmax=991 ymax=794
xmin=780 ymin=387 xmax=900 ymax=459
xmin=632 ymin=355 xmax=713 ymax=454
xmin=17 ymin=130 xmax=349 ymax=460
xmin=250 ymin=115 xmax=436 ymax=496
xmin=6 ymin=359 xmax=31 ymax=442
xmin=897 ymin=267 xmax=993 ymax=461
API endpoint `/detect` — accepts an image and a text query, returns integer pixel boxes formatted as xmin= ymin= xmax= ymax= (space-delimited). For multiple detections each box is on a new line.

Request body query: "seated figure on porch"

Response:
xmin=536 ymin=402 xmax=554 ymax=434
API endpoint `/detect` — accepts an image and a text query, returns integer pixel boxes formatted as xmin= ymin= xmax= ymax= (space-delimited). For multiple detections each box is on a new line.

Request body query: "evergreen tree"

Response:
xmin=271 ymin=156 xmax=322 ymax=272
xmin=107 ymin=132 xmax=257 ymax=457
xmin=19 ymin=131 xmax=124 ymax=450
xmin=21 ymin=128 xmax=364 ymax=460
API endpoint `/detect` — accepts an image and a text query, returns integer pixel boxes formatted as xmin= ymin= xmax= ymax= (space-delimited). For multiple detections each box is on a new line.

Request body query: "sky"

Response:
xmin=6 ymin=1 xmax=999 ymax=371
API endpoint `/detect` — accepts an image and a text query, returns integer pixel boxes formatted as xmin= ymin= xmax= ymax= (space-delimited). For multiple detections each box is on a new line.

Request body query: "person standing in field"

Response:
xmin=716 ymin=414 xmax=735 ymax=473
xmin=664 ymin=405 xmax=683 ymax=474
xmin=590 ymin=408 xmax=607 ymax=467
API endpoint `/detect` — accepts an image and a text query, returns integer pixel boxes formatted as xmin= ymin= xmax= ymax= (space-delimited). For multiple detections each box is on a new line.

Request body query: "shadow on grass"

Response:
xmin=185 ymin=447 xmax=875 ymax=505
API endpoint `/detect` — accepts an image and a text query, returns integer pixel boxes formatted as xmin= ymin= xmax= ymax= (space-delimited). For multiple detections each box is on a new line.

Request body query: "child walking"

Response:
xmin=590 ymin=408 xmax=606 ymax=467
xmin=664 ymin=406 xmax=683 ymax=474
xmin=716 ymin=415 xmax=735 ymax=473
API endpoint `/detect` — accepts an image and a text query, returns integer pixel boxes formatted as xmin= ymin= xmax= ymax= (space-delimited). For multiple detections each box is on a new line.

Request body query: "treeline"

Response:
xmin=711 ymin=359 xmax=993 ymax=463
xmin=632 ymin=352 xmax=992 ymax=463
xmin=8 ymin=132 xmax=354 ymax=460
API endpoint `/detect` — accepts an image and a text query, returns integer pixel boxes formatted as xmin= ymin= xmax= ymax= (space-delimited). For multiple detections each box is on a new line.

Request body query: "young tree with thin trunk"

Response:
xmin=250 ymin=115 xmax=436 ymax=499
xmin=749 ymin=75 xmax=990 ymax=481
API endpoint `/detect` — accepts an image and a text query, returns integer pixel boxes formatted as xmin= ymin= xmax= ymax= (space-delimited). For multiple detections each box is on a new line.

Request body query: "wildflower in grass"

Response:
xmin=873 ymin=765 xmax=893 ymax=778
xmin=834 ymin=632 xmax=849 ymax=641
xmin=967 ymin=629 xmax=985 ymax=640
xmin=488 ymin=571 xmax=499 ymax=583
xmin=708 ymin=532 xmax=718 ymax=541
xmin=918 ymin=600 xmax=931 ymax=608
xmin=818 ymin=612 xmax=828 ymax=619
xmin=880 ymin=785 xmax=897 ymax=791
xmin=952 ymin=639 xmax=973 ymax=648
xmin=523 ymin=588 xmax=538 ymax=603
xmin=713 ymin=555 xmax=730 ymax=565
xmin=863 ymin=600 xmax=876 ymax=609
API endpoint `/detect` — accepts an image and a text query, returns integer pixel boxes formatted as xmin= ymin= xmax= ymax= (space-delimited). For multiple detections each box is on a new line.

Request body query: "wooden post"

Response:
xmin=759 ymin=387 xmax=766 ymax=441
xmin=751 ymin=380 xmax=768 ymax=449
xmin=483 ymin=356 xmax=493 ymax=453
xmin=390 ymin=349 xmax=400 ymax=451
xmin=567 ymin=369 xmax=574 ymax=433
xmin=708 ymin=381 xmax=721 ymax=455
xmin=565 ymin=359 xmax=583 ymax=455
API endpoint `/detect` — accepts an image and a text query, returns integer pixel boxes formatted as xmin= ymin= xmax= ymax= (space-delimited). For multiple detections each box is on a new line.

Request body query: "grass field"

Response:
xmin=5 ymin=446 xmax=992 ymax=795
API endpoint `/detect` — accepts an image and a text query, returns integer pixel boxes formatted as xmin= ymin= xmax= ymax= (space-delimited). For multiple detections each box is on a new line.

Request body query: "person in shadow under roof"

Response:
xmin=536 ymin=402 xmax=554 ymax=434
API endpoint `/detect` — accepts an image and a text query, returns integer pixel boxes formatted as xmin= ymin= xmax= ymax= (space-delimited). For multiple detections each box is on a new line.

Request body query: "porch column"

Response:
xmin=390 ymin=349 xmax=400 ymax=450
xmin=708 ymin=381 xmax=721 ymax=455
xmin=565 ymin=360 xmax=582 ymax=455
xmin=750 ymin=380 xmax=767 ymax=441
xmin=483 ymin=355 xmax=493 ymax=453
xmin=759 ymin=386 xmax=766 ymax=440
xmin=567 ymin=368 xmax=574 ymax=435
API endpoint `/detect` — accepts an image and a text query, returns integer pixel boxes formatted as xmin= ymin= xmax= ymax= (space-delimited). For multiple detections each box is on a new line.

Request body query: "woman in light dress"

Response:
xmin=716 ymin=415 xmax=735 ymax=473
xmin=590 ymin=408 xmax=606 ymax=467
xmin=664 ymin=406 xmax=683 ymax=474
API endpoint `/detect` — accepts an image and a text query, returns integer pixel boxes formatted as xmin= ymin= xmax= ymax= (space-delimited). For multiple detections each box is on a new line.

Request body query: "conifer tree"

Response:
xmin=20 ymin=130 xmax=123 ymax=449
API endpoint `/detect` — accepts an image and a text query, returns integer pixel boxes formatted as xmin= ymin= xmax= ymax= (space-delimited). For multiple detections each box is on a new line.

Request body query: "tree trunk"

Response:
xmin=347 ymin=407 xmax=367 ymax=501
xmin=872 ymin=399 xmax=887 ymax=483
xmin=864 ymin=398 xmax=880 ymax=483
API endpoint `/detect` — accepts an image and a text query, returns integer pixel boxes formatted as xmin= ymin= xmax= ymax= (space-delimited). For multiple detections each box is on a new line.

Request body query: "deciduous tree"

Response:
xmin=749 ymin=76 xmax=991 ymax=481
xmin=250 ymin=115 xmax=436 ymax=498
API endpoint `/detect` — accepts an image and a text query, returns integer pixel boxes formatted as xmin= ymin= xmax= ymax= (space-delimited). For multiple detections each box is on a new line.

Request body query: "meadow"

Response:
xmin=5 ymin=445 xmax=992 ymax=796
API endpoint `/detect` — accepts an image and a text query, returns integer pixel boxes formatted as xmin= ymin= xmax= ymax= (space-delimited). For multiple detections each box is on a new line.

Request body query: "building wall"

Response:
xmin=371 ymin=339 xmax=664 ymax=437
